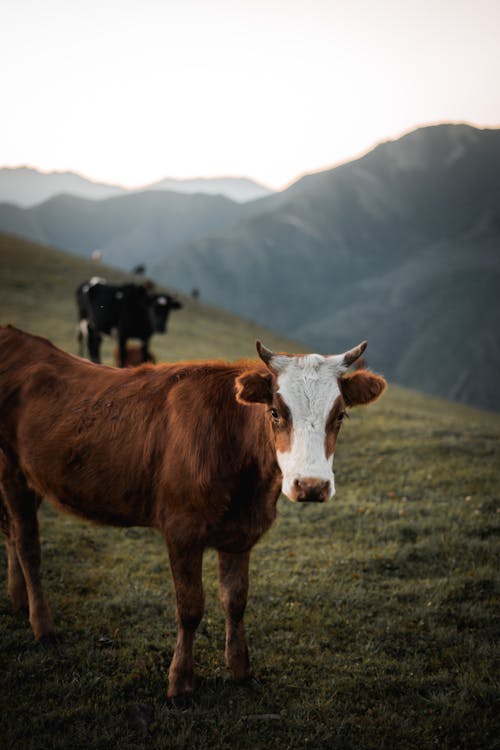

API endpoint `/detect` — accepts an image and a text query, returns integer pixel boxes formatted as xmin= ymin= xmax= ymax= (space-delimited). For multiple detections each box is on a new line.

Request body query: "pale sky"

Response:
xmin=1 ymin=0 xmax=499 ymax=189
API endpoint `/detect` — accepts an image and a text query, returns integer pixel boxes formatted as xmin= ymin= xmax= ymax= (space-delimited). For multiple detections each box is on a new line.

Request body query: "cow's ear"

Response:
xmin=235 ymin=371 xmax=274 ymax=405
xmin=338 ymin=370 xmax=387 ymax=407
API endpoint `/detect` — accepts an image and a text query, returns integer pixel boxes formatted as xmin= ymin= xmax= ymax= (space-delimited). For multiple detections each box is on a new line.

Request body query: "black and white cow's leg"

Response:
xmin=118 ymin=334 xmax=128 ymax=368
xmin=218 ymin=549 xmax=252 ymax=682
xmin=87 ymin=327 xmax=102 ymax=364
xmin=141 ymin=338 xmax=151 ymax=363
xmin=77 ymin=319 xmax=87 ymax=357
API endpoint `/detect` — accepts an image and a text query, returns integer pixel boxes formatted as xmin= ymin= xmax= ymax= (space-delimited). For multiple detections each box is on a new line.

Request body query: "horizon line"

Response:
xmin=1 ymin=119 xmax=498 ymax=193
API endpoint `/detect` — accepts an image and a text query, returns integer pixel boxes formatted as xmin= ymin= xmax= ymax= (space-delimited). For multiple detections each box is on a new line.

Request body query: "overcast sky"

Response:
xmin=1 ymin=0 xmax=499 ymax=188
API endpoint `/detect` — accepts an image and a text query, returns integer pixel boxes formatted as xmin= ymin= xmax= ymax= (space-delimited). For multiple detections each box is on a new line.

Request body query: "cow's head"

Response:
xmin=235 ymin=340 xmax=386 ymax=503
xmin=148 ymin=294 xmax=183 ymax=333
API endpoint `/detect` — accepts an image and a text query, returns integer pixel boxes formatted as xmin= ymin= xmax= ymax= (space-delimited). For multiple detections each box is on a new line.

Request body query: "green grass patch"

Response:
xmin=1 ymin=232 xmax=499 ymax=748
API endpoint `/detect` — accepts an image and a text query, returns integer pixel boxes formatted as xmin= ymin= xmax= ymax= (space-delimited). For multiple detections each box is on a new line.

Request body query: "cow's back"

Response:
xmin=0 ymin=327 xmax=270 ymax=532
xmin=0 ymin=326 xmax=68 ymax=425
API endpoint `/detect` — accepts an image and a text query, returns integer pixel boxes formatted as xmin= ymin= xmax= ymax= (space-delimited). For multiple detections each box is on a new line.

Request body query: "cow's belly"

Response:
xmin=23 ymin=462 xmax=154 ymax=527
xmin=13 ymin=379 xmax=160 ymax=527
xmin=44 ymin=489 xmax=149 ymax=527
xmin=18 ymin=430 xmax=155 ymax=528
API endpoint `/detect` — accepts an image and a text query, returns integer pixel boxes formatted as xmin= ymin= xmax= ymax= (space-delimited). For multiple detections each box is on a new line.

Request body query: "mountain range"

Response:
xmin=0 ymin=167 xmax=272 ymax=206
xmin=0 ymin=123 xmax=499 ymax=412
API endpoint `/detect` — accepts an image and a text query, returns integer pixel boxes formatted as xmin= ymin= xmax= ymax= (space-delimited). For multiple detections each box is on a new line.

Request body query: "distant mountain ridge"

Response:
xmin=143 ymin=176 xmax=272 ymax=202
xmin=0 ymin=166 xmax=273 ymax=206
xmin=158 ymin=123 xmax=500 ymax=412
xmin=0 ymin=123 xmax=499 ymax=412
xmin=0 ymin=167 xmax=125 ymax=206
xmin=0 ymin=190 xmax=249 ymax=268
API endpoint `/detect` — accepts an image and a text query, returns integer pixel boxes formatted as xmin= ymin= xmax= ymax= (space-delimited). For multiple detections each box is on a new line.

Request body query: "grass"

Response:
xmin=1 ymin=232 xmax=499 ymax=749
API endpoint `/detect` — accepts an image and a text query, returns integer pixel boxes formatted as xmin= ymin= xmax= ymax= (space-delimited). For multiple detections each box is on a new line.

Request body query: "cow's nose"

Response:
xmin=292 ymin=477 xmax=331 ymax=503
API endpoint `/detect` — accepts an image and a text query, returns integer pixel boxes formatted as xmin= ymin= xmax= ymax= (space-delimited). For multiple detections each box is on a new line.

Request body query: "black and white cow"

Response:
xmin=76 ymin=277 xmax=107 ymax=358
xmin=76 ymin=280 xmax=182 ymax=367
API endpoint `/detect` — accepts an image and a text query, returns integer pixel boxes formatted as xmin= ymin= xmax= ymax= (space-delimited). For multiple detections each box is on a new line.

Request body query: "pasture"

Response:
xmin=1 ymin=232 xmax=499 ymax=749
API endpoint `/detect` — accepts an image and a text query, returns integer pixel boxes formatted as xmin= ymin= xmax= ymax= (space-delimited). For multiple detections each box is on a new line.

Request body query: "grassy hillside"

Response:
xmin=0 ymin=232 xmax=301 ymax=361
xmin=1 ymin=232 xmax=499 ymax=749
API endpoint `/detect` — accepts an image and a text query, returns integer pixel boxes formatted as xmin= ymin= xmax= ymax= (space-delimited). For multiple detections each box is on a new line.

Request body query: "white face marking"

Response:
xmin=274 ymin=353 xmax=347 ymax=502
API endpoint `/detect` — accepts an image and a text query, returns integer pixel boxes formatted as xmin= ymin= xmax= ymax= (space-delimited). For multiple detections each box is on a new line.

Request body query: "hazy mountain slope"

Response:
xmin=295 ymin=240 xmax=500 ymax=407
xmin=0 ymin=190 xmax=248 ymax=270
xmin=0 ymin=166 xmax=273 ymax=206
xmin=0 ymin=167 xmax=125 ymax=206
xmin=2 ymin=124 xmax=499 ymax=410
xmin=159 ymin=124 xmax=500 ymax=411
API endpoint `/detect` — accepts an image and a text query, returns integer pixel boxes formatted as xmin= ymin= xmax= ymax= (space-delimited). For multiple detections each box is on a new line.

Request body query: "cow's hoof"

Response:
xmin=168 ymin=693 xmax=194 ymax=710
xmin=239 ymin=675 xmax=264 ymax=691
xmin=36 ymin=631 xmax=58 ymax=646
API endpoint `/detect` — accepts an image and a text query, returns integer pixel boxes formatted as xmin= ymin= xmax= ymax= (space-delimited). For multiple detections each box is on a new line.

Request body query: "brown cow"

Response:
xmin=113 ymin=344 xmax=156 ymax=367
xmin=0 ymin=325 xmax=386 ymax=703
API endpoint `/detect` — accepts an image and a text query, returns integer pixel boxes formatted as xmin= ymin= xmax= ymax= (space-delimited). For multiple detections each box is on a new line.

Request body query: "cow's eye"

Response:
xmin=337 ymin=412 xmax=346 ymax=423
xmin=270 ymin=408 xmax=280 ymax=422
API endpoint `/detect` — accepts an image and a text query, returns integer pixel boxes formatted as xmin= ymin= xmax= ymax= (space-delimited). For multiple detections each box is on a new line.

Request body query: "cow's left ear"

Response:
xmin=235 ymin=371 xmax=274 ymax=405
xmin=338 ymin=370 xmax=387 ymax=407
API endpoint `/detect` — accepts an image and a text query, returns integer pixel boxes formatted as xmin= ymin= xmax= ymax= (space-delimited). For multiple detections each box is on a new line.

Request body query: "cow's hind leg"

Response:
xmin=77 ymin=319 xmax=87 ymax=357
xmin=218 ymin=550 xmax=252 ymax=682
xmin=0 ymin=461 xmax=53 ymax=640
xmin=166 ymin=537 xmax=204 ymax=703
xmin=1 ymin=496 xmax=28 ymax=612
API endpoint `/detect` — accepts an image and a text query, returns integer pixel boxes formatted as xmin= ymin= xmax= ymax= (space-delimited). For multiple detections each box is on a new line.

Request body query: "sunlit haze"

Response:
xmin=2 ymin=0 xmax=499 ymax=189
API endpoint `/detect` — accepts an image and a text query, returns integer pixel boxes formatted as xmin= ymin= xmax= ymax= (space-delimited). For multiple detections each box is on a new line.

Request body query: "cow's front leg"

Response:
xmin=140 ymin=338 xmax=150 ymax=363
xmin=166 ymin=540 xmax=204 ymax=702
xmin=118 ymin=335 xmax=127 ymax=368
xmin=87 ymin=327 xmax=102 ymax=364
xmin=218 ymin=549 xmax=252 ymax=682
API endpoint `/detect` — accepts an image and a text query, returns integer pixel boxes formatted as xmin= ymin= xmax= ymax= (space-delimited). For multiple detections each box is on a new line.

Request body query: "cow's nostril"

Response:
xmin=292 ymin=477 xmax=330 ymax=502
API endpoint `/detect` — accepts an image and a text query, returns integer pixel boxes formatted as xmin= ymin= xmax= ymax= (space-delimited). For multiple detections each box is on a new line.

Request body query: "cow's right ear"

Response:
xmin=235 ymin=371 xmax=274 ymax=405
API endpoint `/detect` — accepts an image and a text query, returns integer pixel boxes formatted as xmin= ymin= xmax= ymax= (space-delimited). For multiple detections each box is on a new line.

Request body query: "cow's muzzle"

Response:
xmin=291 ymin=477 xmax=331 ymax=503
